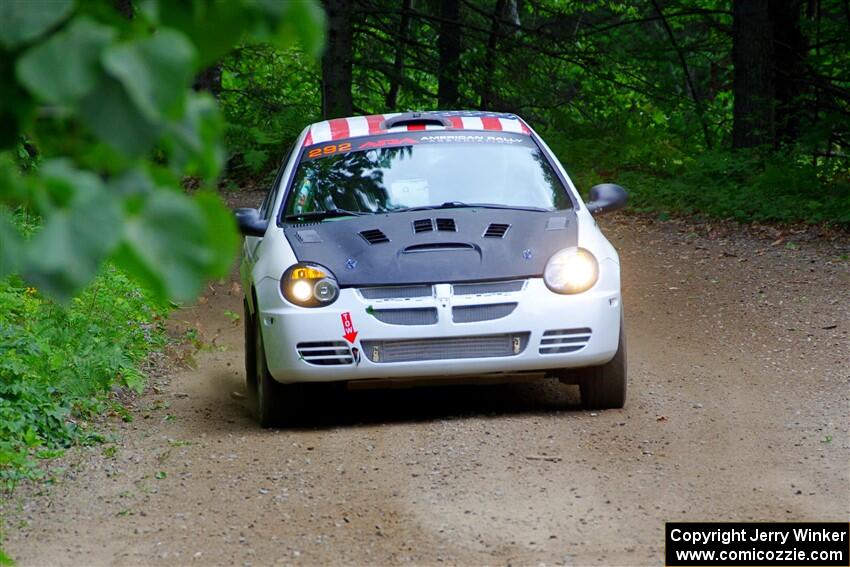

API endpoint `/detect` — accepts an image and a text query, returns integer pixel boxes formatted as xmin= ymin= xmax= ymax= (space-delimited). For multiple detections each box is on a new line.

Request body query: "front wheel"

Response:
xmin=578 ymin=311 xmax=627 ymax=410
xmin=244 ymin=298 xmax=257 ymax=401
xmin=250 ymin=311 xmax=286 ymax=427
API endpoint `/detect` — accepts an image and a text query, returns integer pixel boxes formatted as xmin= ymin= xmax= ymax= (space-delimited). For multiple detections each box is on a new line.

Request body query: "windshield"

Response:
xmin=283 ymin=132 xmax=571 ymax=219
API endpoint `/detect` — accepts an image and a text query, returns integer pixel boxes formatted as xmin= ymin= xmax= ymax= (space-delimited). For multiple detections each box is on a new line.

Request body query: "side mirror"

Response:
xmin=586 ymin=183 xmax=627 ymax=215
xmin=235 ymin=208 xmax=268 ymax=237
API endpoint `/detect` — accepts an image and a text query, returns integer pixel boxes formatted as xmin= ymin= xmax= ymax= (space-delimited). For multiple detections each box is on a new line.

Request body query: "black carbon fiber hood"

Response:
xmin=282 ymin=208 xmax=578 ymax=287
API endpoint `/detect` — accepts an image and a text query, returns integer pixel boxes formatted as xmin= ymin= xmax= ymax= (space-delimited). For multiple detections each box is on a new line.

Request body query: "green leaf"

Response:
xmin=78 ymin=75 xmax=159 ymax=157
xmin=0 ymin=0 xmax=73 ymax=49
xmin=102 ymin=31 xmax=196 ymax=122
xmin=155 ymin=1 xmax=250 ymax=68
xmin=108 ymin=167 xmax=157 ymax=199
xmin=0 ymin=545 xmax=13 ymax=566
xmin=16 ymin=17 xmax=115 ymax=105
xmin=24 ymin=161 xmax=123 ymax=301
xmin=251 ymin=0 xmax=326 ymax=56
xmin=113 ymin=190 xmax=214 ymax=301
xmin=163 ymin=93 xmax=224 ymax=179
xmin=194 ymin=191 xmax=238 ymax=278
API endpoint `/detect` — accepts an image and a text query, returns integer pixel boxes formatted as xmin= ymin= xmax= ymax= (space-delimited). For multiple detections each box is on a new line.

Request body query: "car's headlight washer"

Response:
xmin=543 ymin=247 xmax=599 ymax=294
xmin=281 ymin=263 xmax=340 ymax=307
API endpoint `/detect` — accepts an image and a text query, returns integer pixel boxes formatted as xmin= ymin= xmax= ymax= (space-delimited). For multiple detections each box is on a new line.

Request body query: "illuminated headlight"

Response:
xmin=281 ymin=263 xmax=339 ymax=307
xmin=543 ymin=247 xmax=599 ymax=294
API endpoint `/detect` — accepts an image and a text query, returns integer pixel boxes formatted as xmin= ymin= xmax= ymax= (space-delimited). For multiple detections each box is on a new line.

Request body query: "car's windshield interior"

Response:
xmin=282 ymin=141 xmax=572 ymax=218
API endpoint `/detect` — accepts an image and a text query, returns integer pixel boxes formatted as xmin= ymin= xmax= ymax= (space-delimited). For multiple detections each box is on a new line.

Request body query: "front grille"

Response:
xmin=452 ymin=280 xmax=525 ymax=295
xmin=539 ymin=328 xmax=592 ymax=355
xmin=361 ymin=333 xmax=529 ymax=363
xmin=452 ymin=303 xmax=517 ymax=323
xmin=358 ymin=285 xmax=433 ymax=300
xmin=297 ymin=341 xmax=354 ymax=365
xmin=370 ymin=307 xmax=438 ymax=326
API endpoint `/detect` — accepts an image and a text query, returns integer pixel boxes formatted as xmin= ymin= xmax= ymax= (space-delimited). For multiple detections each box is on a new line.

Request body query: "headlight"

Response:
xmin=281 ymin=263 xmax=340 ymax=307
xmin=544 ymin=247 xmax=599 ymax=294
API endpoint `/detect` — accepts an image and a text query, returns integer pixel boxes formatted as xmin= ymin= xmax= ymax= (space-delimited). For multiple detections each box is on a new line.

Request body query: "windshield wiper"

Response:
xmin=284 ymin=208 xmax=370 ymax=222
xmin=392 ymin=201 xmax=551 ymax=213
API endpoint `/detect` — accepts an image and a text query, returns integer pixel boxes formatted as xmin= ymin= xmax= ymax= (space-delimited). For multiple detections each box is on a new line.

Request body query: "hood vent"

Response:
xmin=413 ymin=218 xmax=456 ymax=233
xmin=483 ymin=223 xmax=510 ymax=238
xmin=412 ymin=218 xmax=433 ymax=233
xmin=359 ymin=229 xmax=390 ymax=245
xmin=436 ymin=218 xmax=457 ymax=232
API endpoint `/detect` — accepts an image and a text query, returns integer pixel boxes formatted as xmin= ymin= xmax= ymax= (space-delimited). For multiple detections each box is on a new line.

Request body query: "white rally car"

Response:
xmin=236 ymin=111 xmax=628 ymax=426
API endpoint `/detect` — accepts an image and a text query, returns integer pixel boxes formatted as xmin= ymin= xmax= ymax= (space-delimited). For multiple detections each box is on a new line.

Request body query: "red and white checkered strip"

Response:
xmin=303 ymin=114 xmax=531 ymax=146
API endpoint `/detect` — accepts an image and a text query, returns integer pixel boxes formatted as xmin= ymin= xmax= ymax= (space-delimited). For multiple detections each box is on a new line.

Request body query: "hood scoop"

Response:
xmin=483 ymin=223 xmax=510 ymax=238
xmin=399 ymin=241 xmax=482 ymax=270
xmin=403 ymin=242 xmax=476 ymax=253
xmin=359 ymin=229 xmax=390 ymax=245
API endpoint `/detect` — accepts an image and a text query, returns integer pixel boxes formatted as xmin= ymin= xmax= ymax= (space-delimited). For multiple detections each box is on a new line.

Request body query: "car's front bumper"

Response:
xmin=257 ymin=275 xmax=621 ymax=384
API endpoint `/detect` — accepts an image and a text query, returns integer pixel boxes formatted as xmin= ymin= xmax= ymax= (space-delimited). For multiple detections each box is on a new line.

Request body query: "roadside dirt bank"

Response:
xmin=3 ymin=193 xmax=848 ymax=566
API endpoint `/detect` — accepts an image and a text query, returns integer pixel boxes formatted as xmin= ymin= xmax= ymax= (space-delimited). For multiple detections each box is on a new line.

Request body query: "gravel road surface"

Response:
xmin=4 ymin=193 xmax=848 ymax=566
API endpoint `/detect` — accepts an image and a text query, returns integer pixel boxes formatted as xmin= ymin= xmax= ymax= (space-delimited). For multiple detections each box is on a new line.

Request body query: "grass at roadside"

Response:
xmin=545 ymin=131 xmax=850 ymax=227
xmin=0 ymin=213 xmax=169 ymax=493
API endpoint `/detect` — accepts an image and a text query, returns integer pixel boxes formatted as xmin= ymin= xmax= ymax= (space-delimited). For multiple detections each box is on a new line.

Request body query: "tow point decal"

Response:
xmin=341 ymin=312 xmax=358 ymax=344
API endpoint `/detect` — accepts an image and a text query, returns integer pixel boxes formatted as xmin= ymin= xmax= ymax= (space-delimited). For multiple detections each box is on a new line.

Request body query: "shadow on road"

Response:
xmin=206 ymin=370 xmax=586 ymax=432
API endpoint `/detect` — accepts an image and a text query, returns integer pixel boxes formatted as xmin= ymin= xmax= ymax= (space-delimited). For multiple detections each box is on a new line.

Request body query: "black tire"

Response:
xmin=578 ymin=311 xmax=627 ymax=410
xmin=251 ymin=310 xmax=286 ymax=427
xmin=244 ymin=298 xmax=257 ymax=401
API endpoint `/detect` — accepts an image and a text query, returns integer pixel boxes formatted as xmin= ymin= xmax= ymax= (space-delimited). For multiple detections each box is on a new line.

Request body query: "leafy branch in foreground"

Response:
xmin=0 ymin=0 xmax=325 ymax=302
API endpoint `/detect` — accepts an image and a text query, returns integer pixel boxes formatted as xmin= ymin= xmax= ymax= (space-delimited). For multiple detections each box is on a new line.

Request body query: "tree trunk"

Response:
xmin=732 ymin=0 xmax=775 ymax=148
xmin=193 ymin=64 xmax=222 ymax=98
xmin=651 ymin=0 xmax=712 ymax=149
xmin=770 ymin=0 xmax=806 ymax=145
xmin=385 ymin=0 xmax=413 ymax=110
xmin=437 ymin=0 xmax=461 ymax=108
xmin=322 ymin=0 xmax=354 ymax=119
xmin=479 ymin=0 xmax=507 ymax=110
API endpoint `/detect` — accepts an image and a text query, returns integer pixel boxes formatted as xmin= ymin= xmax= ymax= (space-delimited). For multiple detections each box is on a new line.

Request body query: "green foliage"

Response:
xmin=0 ymin=1 xmax=325 ymax=559
xmin=1 ymin=0 xmax=324 ymax=301
xmin=17 ymin=17 xmax=115 ymax=105
xmin=0 ymin=213 xmax=168 ymax=491
xmin=220 ymin=44 xmax=321 ymax=181
xmin=0 ymin=0 xmax=74 ymax=49
xmin=361 ymin=1 xmax=850 ymax=222
xmin=546 ymin=122 xmax=850 ymax=225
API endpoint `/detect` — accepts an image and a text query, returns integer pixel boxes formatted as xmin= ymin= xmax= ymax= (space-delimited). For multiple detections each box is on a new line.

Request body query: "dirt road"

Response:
xmin=4 ymin=194 xmax=849 ymax=566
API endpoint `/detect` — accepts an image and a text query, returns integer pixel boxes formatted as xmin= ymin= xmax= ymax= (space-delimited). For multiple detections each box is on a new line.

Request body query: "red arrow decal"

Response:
xmin=341 ymin=312 xmax=358 ymax=344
